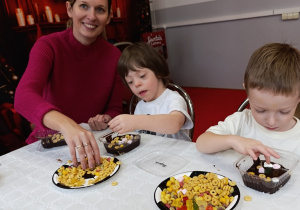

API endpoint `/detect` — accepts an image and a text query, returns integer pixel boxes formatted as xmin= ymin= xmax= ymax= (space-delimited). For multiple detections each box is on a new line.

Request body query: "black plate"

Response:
xmin=102 ymin=134 xmax=141 ymax=155
xmin=52 ymin=156 xmax=120 ymax=189
xmin=154 ymin=171 xmax=240 ymax=210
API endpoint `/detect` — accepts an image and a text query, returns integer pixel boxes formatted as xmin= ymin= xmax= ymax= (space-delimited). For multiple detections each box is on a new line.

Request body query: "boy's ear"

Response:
xmin=242 ymin=83 xmax=245 ymax=89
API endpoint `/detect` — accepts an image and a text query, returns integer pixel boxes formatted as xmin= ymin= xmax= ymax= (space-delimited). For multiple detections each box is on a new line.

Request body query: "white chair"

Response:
xmin=129 ymin=83 xmax=195 ymax=139
xmin=113 ymin=42 xmax=133 ymax=52
xmin=237 ymin=98 xmax=249 ymax=112
xmin=113 ymin=42 xmax=134 ymax=114
xmin=237 ymin=98 xmax=300 ymax=118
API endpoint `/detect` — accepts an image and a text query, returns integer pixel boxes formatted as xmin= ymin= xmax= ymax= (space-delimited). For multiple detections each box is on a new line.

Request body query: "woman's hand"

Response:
xmin=43 ymin=110 xmax=101 ymax=170
xmin=88 ymin=114 xmax=111 ymax=131
xmin=61 ymin=124 xmax=101 ymax=170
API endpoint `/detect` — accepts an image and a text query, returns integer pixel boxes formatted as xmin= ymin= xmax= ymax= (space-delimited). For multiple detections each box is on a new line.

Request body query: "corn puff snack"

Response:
xmin=56 ymin=156 xmax=119 ymax=188
xmin=160 ymin=172 xmax=238 ymax=210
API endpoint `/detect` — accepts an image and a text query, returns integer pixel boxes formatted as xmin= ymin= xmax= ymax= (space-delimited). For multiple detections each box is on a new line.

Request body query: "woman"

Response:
xmin=14 ymin=0 xmax=122 ymax=170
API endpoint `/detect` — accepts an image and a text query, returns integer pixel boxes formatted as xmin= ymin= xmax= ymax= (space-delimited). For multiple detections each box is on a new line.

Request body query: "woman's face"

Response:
xmin=66 ymin=0 xmax=111 ymax=45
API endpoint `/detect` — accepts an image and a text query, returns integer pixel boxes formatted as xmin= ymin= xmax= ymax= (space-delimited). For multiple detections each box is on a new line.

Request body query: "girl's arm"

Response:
xmin=108 ymin=111 xmax=185 ymax=134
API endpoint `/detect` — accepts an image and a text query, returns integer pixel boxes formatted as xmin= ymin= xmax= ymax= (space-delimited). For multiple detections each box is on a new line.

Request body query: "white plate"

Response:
xmin=154 ymin=171 xmax=241 ymax=210
xmin=52 ymin=156 xmax=120 ymax=189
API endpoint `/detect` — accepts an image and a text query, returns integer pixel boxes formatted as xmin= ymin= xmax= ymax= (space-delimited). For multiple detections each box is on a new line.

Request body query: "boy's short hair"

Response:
xmin=244 ymin=43 xmax=300 ymax=97
xmin=117 ymin=42 xmax=170 ymax=87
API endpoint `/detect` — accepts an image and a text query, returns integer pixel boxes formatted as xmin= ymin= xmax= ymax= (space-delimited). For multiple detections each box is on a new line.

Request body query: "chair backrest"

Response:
xmin=237 ymin=98 xmax=300 ymax=119
xmin=113 ymin=42 xmax=134 ymax=114
xmin=113 ymin=42 xmax=133 ymax=52
xmin=129 ymin=83 xmax=195 ymax=139
xmin=237 ymin=98 xmax=249 ymax=112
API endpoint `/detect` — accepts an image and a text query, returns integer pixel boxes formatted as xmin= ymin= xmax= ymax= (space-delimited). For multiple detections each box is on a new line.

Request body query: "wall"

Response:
xmin=151 ymin=0 xmax=300 ymax=89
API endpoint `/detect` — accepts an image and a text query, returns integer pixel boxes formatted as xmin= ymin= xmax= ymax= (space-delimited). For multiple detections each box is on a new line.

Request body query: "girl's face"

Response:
xmin=248 ymin=88 xmax=300 ymax=131
xmin=125 ymin=67 xmax=166 ymax=102
xmin=66 ymin=0 xmax=111 ymax=45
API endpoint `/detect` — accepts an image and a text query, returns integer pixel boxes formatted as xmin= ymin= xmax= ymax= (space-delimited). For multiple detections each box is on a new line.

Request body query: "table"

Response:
xmin=1 ymin=124 xmax=300 ymax=210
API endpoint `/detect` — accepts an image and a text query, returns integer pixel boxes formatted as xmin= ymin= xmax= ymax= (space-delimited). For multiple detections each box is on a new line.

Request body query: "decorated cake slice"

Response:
xmin=236 ymin=150 xmax=299 ymax=194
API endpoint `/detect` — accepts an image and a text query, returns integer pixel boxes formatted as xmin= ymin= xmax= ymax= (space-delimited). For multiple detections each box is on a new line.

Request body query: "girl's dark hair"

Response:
xmin=117 ymin=42 xmax=170 ymax=87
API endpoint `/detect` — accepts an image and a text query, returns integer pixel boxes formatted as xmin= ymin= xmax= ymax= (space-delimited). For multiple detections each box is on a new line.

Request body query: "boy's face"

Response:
xmin=248 ymin=88 xmax=300 ymax=131
xmin=125 ymin=67 xmax=165 ymax=102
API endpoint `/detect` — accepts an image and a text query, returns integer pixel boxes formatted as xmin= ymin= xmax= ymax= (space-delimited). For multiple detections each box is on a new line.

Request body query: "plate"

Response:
xmin=154 ymin=171 xmax=240 ymax=210
xmin=52 ymin=156 xmax=121 ymax=189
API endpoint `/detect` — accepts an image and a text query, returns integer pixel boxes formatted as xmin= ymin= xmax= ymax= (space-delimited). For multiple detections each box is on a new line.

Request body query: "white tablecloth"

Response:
xmin=0 ymin=125 xmax=300 ymax=210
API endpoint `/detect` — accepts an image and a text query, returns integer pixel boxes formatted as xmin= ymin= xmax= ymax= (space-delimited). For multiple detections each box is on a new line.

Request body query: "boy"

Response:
xmin=196 ymin=43 xmax=300 ymax=162
xmin=108 ymin=42 xmax=194 ymax=141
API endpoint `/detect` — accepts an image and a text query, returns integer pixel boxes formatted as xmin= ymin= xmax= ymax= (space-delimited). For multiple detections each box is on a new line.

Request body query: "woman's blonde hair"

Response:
xmin=244 ymin=43 xmax=300 ymax=97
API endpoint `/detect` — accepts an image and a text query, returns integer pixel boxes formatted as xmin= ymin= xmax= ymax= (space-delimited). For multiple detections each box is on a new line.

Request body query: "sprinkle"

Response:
xmin=273 ymin=163 xmax=281 ymax=169
xmin=264 ymin=162 xmax=273 ymax=168
xmin=265 ymin=177 xmax=272 ymax=182
xmin=258 ymin=167 xmax=265 ymax=173
xmin=177 ymin=176 xmax=184 ymax=182
xmin=259 ymin=174 xmax=266 ymax=179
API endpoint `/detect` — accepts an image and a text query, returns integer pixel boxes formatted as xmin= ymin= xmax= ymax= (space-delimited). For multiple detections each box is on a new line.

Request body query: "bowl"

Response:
xmin=101 ymin=133 xmax=140 ymax=155
xmin=34 ymin=130 xmax=66 ymax=148
xmin=235 ymin=149 xmax=299 ymax=194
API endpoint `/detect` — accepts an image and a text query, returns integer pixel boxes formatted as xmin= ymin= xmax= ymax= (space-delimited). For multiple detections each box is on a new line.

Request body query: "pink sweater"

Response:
xmin=15 ymin=28 xmax=122 ymax=143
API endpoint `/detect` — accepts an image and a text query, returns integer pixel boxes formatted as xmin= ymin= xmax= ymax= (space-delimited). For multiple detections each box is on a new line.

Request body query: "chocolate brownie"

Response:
xmin=242 ymin=157 xmax=290 ymax=194
xmin=103 ymin=134 xmax=140 ymax=155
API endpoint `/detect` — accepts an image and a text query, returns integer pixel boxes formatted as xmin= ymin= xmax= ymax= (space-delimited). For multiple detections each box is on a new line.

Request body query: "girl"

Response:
xmin=109 ymin=42 xmax=194 ymax=141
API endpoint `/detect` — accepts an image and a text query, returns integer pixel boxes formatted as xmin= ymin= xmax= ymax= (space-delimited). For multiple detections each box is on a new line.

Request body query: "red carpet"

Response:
xmin=182 ymin=87 xmax=247 ymax=142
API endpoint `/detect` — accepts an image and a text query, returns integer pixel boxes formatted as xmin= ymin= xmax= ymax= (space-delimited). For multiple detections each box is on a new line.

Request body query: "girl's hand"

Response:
xmin=88 ymin=114 xmax=112 ymax=131
xmin=108 ymin=114 xmax=136 ymax=134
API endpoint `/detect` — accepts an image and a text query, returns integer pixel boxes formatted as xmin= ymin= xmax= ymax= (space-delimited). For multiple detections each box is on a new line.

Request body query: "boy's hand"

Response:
xmin=88 ymin=114 xmax=112 ymax=131
xmin=108 ymin=114 xmax=136 ymax=134
xmin=232 ymin=137 xmax=280 ymax=163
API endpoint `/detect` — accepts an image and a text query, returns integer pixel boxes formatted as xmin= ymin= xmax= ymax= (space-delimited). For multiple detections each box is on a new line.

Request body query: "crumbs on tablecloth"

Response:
xmin=57 ymin=159 xmax=63 ymax=163
xmin=213 ymin=164 xmax=220 ymax=171
xmin=244 ymin=195 xmax=252 ymax=201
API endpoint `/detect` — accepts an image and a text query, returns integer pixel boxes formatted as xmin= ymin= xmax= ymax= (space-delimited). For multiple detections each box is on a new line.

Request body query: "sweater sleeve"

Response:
xmin=14 ymin=37 xmax=61 ymax=129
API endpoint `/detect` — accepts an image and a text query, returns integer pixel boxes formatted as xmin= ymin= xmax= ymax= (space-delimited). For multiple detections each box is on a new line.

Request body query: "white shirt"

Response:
xmin=134 ymin=88 xmax=194 ymax=141
xmin=207 ymin=109 xmax=300 ymax=155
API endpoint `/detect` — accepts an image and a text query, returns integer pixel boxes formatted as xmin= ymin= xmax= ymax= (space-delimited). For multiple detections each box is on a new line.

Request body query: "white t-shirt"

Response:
xmin=134 ymin=88 xmax=194 ymax=141
xmin=207 ymin=109 xmax=300 ymax=155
